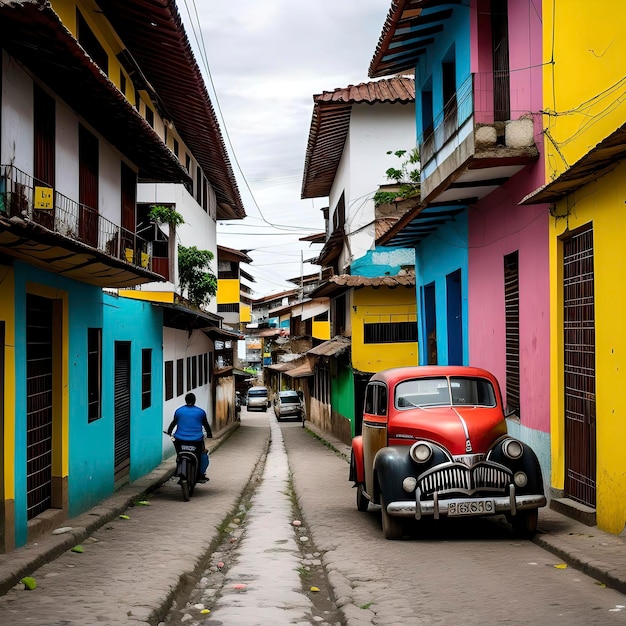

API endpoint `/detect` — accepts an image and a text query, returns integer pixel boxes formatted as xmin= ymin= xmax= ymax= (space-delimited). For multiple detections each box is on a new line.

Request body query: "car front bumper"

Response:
xmin=278 ymin=408 xmax=301 ymax=417
xmin=388 ymin=486 xmax=546 ymax=520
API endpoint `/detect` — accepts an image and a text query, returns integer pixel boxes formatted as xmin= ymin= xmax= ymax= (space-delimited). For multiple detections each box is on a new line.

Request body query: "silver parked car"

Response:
xmin=274 ymin=390 xmax=303 ymax=421
xmin=247 ymin=386 xmax=269 ymax=411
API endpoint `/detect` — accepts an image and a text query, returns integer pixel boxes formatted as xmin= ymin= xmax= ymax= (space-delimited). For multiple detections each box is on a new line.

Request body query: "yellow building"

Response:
xmin=523 ymin=1 xmax=626 ymax=533
xmin=351 ymin=285 xmax=417 ymax=373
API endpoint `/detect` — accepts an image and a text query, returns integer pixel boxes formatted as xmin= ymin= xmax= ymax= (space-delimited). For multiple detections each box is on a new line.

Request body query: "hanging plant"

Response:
xmin=148 ymin=204 xmax=184 ymax=227
xmin=178 ymin=245 xmax=217 ymax=307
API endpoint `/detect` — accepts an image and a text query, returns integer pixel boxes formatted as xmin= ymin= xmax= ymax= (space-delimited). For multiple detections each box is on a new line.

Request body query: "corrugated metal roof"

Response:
xmin=301 ymin=77 xmax=415 ymax=199
xmin=369 ymin=1 xmax=464 ymax=79
xmin=284 ymin=363 xmax=314 ymax=378
xmin=308 ymin=336 xmax=351 ymax=357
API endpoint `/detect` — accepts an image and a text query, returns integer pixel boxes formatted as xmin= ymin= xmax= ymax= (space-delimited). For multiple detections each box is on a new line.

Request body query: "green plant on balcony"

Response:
xmin=148 ymin=204 xmax=184 ymax=227
xmin=373 ymin=148 xmax=421 ymax=207
xmin=178 ymin=245 xmax=217 ymax=307
xmin=149 ymin=204 xmax=184 ymax=281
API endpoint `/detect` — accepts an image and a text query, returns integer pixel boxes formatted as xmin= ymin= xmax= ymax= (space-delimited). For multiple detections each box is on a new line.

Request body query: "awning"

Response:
xmin=521 ymin=122 xmax=626 ymax=205
xmin=203 ymin=327 xmax=243 ymax=341
xmin=151 ymin=301 xmax=222 ymax=331
xmin=265 ymin=362 xmax=295 ymax=372
xmin=284 ymin=363 xmax=314 ymax=379
xmin=308 ymin=336 xmax=351 ymax=357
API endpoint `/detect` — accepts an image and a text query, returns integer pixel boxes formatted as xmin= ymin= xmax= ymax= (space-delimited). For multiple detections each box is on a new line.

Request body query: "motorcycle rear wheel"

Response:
xmin=180 ymin=478 xmax=190 ymax=502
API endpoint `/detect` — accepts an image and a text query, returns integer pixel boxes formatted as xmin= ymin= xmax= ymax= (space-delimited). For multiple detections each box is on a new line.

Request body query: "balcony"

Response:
xmin=418 ymin=73 xmax=539 ymax=205
xmin=0 ymin=165 xmax=165 ymax=287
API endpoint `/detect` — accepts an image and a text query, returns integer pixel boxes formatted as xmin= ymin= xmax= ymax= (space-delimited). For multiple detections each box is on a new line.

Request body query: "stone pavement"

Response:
xmin=1 ymin=414 xmax=626 ymax=620
xmin=0 ymin=417 xmax=271 ymax=623
xmin=313 ymin=427 xmax=626 ymax=597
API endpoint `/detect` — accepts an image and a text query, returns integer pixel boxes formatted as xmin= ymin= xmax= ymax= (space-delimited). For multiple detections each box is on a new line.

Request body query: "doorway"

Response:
xmin=563 ymin=225 xmax=596 ymax=507
xmin=446 ymin=269 xmax=463 ymax=365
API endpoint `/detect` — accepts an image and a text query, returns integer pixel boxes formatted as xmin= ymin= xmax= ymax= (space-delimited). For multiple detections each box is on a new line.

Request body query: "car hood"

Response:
xmin=388 ymin=406 xmax=507 ymax=455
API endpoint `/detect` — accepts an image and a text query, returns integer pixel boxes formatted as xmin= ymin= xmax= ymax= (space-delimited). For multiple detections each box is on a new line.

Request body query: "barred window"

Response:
xmin=164 ymin=360 xmax=174 ymax=401
xmin=177 ymin=358 xmax=184 ymax=397
xmin=87 ymin=328 xmax=102 ymax=422
xmin=217 ymin=303 xmax=240 ymax=313
xmin=504 ymin=251 xmax=520 ymax=416
xmin=141 ymin=349 xmax=152 ymax=409
xmin=364 ymin=322 xmax=417 ymax=344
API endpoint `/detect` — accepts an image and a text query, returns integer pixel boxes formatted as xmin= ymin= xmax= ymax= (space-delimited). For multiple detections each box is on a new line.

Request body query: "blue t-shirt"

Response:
xmin=169 ymin=404 xmax=211 ymax=441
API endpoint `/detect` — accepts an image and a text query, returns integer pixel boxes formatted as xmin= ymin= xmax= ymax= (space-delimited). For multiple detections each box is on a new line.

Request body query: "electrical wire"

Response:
xmin=181 ymin=0 xmax=316 ymax=233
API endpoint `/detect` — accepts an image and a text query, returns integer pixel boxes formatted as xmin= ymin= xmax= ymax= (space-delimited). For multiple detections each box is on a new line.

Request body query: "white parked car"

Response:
xmin=274 ymin=390 xmax=303 ymax=421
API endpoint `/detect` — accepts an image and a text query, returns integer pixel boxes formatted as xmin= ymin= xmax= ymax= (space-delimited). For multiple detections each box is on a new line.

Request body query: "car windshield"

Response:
xmin=248 ymin=389 xmax=267 ymax=397
xmin=280 ymin=395 xmax=300 ymax=404
xmin=395 ymin=376 xmax=496 ymax=408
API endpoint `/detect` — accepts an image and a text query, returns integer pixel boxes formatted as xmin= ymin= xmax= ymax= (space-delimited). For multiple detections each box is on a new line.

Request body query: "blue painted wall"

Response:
xmin=11 ymin=261 xmax=104 ymax=543
xmin=414 ymin=211 xmax=469 ymax=366
xmin=9 ymin=261 xmax=164 ymax=542
xmin=414 ymin=5 xmax=471 ymax=136
xmin=351 ymin=247 xmax=415 ymax=277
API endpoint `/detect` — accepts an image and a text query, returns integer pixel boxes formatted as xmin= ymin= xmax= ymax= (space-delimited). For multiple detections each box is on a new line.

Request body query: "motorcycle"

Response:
xmin=164 ymin=432 xmax=201 ymax=501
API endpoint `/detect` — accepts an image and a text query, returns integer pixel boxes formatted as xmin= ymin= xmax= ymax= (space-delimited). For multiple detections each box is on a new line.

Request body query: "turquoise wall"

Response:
xmin=9 ymin=261 xmax=165 ymax=540
xmin=414 ymin=5 xmax=471 ymax=135
xmin=11 ymin=261 xmax=104 ymax=543
xmin=414 ymin=211 xmax=469 ymax=366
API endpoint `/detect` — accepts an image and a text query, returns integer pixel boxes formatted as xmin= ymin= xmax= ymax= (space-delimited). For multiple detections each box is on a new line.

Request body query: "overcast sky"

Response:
xmin=178 ymin=0 xmax=392 ymax=298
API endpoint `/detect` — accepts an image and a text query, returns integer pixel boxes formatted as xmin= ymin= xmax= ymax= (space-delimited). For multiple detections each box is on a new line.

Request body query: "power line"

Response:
xmin=181 ymin=0 xmax=312 ymax=233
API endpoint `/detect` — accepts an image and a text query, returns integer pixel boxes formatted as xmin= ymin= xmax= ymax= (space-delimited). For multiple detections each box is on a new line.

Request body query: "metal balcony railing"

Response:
xmin=0 ymin=164 xmax=152 ymax=272
xmin=419 ymin=74 xmax=474 ymax=168
xmin=418 ymin=67 xmax=537 ymax=169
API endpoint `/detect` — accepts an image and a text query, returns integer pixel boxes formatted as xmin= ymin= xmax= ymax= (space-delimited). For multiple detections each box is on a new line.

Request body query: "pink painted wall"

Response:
xmin=468 ymin=0 xmax=550 ymax=434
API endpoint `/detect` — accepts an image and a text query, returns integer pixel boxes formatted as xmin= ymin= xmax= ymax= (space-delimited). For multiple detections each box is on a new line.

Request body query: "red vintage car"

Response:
xmin=349 ymin=366 xmax=546 ymax=540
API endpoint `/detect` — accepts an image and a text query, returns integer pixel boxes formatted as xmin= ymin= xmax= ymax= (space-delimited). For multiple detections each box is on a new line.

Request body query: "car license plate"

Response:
xmin=448 ymin=500 xmax=495 ymax=517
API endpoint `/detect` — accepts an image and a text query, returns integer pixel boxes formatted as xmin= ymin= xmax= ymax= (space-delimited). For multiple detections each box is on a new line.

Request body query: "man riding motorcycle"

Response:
xmin=166 ymin=392 xmax=213 ymax=483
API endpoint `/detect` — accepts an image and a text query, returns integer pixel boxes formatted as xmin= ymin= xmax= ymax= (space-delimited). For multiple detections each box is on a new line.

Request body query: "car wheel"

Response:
xmin=356 ymin=483 xmax=369 ymax=512
xmin=511 ymin=508 xmax=538 ymax=538
xmin=380 ymin=496 xmax=405 ymax=540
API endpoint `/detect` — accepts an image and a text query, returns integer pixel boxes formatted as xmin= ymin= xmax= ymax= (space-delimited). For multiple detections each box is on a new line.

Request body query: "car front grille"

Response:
xmin=418 ymin=462 xmax=512 ymax=497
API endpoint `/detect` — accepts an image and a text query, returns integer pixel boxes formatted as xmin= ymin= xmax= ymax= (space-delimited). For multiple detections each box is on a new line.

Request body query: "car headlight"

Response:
xmin=502 ymin=438 xmax=523 ymax=460
xmin=410 ymin=441 xmax=433 ymax=464
xmin=403 ymin=477 xmax=418 ymax=493
xmin=514 ymin=471 xmax=528 ymax=487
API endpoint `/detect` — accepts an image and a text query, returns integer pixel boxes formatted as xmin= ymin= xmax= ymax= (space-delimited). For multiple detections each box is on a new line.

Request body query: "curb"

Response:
xmin=0 ymin=421 xmax=240 ymax=596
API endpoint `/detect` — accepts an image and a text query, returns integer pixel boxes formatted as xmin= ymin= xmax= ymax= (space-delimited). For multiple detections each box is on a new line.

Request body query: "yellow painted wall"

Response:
xmin=549 ymin=162 xmax=626 ymax=533
xmin=545 ymin=1 xmax=626 ymax=534
xmin=118 ymin=290 xmax=175 ymax=304
xmin=312 ymin=320 xmax=331 ymax=341
xmin=217 ymin=279 xmax=239 ymax=304
xmin=543 ymin=1 xmax=626 ymax=181
xmin=0 ymin=267 xmax=15 ymax=501
xmin=240 ymin=304 xmax=251 ymax=324
xmin=351 ymin=287 xmax=418 ymax=373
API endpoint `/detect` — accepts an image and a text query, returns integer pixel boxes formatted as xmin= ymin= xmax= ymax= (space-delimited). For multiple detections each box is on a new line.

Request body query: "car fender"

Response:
xmin=374 ymin=446 xmax=414 ymax=504
xmin=350 ymin=436 xmax=365 ymax=483
xmin=489 ymin=436 xmax=545 ymax=495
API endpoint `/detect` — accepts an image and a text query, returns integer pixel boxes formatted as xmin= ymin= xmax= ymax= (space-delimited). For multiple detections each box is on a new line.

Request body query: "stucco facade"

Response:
xmin=539 ymin=0 xmax=626 ymax=533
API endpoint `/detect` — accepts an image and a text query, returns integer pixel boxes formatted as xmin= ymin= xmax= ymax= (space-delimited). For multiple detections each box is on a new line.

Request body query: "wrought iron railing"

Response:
xmin=0 ymin=164 xmax=153 ymax=271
